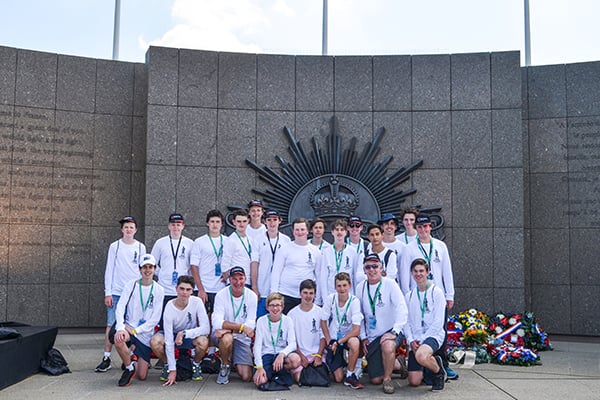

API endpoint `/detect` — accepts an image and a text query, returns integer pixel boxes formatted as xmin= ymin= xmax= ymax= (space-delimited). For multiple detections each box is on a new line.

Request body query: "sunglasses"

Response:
xmin=349 ymin=223 xmax=362 ymax=228
xmin=364 ymin=263 xmax=380 ymax=270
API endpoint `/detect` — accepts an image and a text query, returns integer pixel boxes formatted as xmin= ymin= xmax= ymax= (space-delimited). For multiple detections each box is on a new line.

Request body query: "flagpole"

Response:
xmin=112 ymin=0 xmax=121 ymax=60
xmin=322 ymin=0 xmax=328 ymax=55
xmin=524 ymin=0 xmax=531 ymax=66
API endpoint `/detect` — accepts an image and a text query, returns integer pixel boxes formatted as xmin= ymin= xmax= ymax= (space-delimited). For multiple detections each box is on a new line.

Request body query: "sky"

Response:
xmin=1 ymin=0 xmax=599 ymax=66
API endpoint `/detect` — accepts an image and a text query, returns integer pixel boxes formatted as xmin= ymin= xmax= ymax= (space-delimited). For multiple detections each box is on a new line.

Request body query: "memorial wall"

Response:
xmin=0 ymin=44 xmax=598 ymax=335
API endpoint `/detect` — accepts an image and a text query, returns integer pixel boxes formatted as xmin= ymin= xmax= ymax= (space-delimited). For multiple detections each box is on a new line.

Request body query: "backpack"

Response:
xmin=175 ymin=349 xmax=193 ymax=381
xmin=40 ymin=348 xmax=71 ymax=376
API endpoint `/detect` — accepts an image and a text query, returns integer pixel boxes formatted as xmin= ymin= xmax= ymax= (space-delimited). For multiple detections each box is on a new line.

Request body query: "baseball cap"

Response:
xmin=363 ymin=253 xmax=381 ymax=264
xmin=229 ymin=266 xmax=246 ymax=276
xmin=169 ymin=213 xmax=184 ymax=223
xmin=348 ymin=216 xmax=363 ymax=225
xmin=139 ymin=254 xmax=156 ymax=267
xmin=248 ymin=200 xmax=263 ymax=208
xmin=415 ymin=215 xmax=432 ymax=225
xmin=119 ymin=216 xmax=136 ymax=225
xmin=377 ymin=213 xmax=398 ymax=225
xmin=265 ymin=209 xmax=281 ymax=219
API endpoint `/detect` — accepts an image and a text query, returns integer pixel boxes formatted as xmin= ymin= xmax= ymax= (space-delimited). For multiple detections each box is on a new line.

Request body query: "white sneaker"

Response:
xmin=216 ymin=364 xmax=230 ymax=384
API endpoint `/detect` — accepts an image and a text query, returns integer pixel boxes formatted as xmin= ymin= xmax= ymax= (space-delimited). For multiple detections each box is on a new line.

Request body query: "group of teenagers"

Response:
xmin=97 ymin=200 xmax=456 ymax=393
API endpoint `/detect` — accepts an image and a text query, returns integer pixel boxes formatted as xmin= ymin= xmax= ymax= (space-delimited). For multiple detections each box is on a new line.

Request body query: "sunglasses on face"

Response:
xmin=364 ymin=263 xmax=380 ymax=270
xmin=349 ymin=223 xmax=362 ymax=228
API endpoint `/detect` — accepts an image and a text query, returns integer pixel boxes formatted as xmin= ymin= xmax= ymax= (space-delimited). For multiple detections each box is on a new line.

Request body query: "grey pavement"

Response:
xmin=2 ymin=330 xmax=600 ymax=400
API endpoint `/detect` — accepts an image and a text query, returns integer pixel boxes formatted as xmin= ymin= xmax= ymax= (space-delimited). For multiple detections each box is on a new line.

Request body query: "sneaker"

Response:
xmin=382 ymin=379 xmax=395 ymax=394
xmin=445 ymin=365 xmax=459 ymax=380
xmin=216 ymin=364 xmax=230 ymax=385
xmin=159 ymin=364 xmax=169 ymax=381
xmin=95 ymin=356 xmax=112 ymax=372
xmin=121 ymin=354 xmax=138 ymax=370
xmin=343 ymin=373 xmax=364 ymax=389
xmin=396 ymin=355 xmax=408 ymax=379
xmin=192 ymin=364 xmax=203 ymax=381
xmin=118 ymin=365 xmax=136 ymax=387
xmin=432 ymin=355 xmax=446 ymax=391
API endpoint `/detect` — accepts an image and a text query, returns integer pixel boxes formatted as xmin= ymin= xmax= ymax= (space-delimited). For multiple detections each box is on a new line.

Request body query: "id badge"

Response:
xmin=337 ymin=330 xmax=343 ymax=340
xmin=138 ymin=318 xmax=146 ymax=325
xmin=172 ymin=270 xmax=179 ymax=285
xmin=215 ymin=262 xmax=221 ymax=276
xmin=368 ymin=315 xmax=377 ymax=330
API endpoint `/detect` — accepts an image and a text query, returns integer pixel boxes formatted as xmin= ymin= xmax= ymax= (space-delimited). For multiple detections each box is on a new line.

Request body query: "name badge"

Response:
xmin=172 ymin=271 xmax=179 ymax=285
xmin=215 ymin=262 xmax=221 ymax=276
xmin=368 ymin=315 xmax=377 ymax=330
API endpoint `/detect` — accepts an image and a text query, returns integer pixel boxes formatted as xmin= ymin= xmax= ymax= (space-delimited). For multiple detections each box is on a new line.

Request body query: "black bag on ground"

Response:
xmin=0 ymin=327 xmax=21 ymax=340
xmin=40 ymin=348 xmax=70 ymax=376
xmin=299 ymin=363 xmax=330 ymax=387
xmin=200 ymin=353 xmax=221 ymax=374
xmin=176 ymin=349 xmax=193 ymax=381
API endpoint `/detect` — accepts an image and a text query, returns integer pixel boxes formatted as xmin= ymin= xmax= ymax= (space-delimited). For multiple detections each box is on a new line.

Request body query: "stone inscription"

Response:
xmin=560 ymin=117 xmax=600 ymax=225
xmin=0 ymin=108 xmax=98 ymax=226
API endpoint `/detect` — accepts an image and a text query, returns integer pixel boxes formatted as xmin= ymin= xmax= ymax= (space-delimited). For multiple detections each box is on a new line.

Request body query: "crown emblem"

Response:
xmin=310 ymin=175 xmax=359 ymax=217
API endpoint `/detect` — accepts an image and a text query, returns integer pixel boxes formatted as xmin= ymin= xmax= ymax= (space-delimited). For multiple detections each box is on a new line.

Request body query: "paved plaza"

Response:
xmin=1 ymin=330 xmax=599 ymax=399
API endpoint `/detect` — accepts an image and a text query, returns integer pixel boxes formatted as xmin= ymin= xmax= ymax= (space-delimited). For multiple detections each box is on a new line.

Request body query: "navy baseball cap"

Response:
xmin=377 ymin=213 xmax=398 ymax=225
xmin=415 ymin=215 xmax=432 ymax=225
xmin=169 ymin=213 xmax=184 ymax=223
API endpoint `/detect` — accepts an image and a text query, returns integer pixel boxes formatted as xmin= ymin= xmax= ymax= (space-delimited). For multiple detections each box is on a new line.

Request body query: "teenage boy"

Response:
xmin=222 ymin=209 xmax=255 ymax=282
xmin=310 ymin=218 xmax=330 ymax=251
xmin=320 ymin=272 xmax=364 ymax=389
xmin=271 ymin=217 xmax=322 ymax=313
xmin=246 ymin=200 xmax=267 ymax=245
xmin=378 ymin=213 xmax=408 ymax=294
xmin=190 ymin=209 xmax=226 ymax=313
xmin=356 ymin=253 xmax=408 ymax=394
xmin=211 ymin=266 xmax=257 ymax=384
xmin=287 ymin=279 xmax=326 ymax=383
xmin=150 ymin=275 xmax=210 ymax=386
xmin=112 ymin=254 xmax=165 ymax=386
xmin=398 ymin=207 xmax=419 ymax=245
xmin=96 ymin=216 xmax=146 ymax=373
xmin=346 ymin=215 xmax=368 ymax=258
xmin=151 ymin=213 xmax=194 ymax=303
xmin=251 ymin=209 xmax=291 ymax=317
xmin=404 ymin=258 xmax=447 ymax=391
xmin=253 ymin=293 xmax=301 ymax=390
xmin=320 ymin=219 xmax=363 ymax=300
xmin=401 ymin=215 xmax=457 ymax=379
xmin=366 ymin=225 xmax=398 ymax=281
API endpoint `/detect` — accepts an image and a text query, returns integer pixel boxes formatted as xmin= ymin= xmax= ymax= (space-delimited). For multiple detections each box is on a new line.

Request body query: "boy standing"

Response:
xmin=112 ymin=254 xmax=164 ymax=386
xmin=96 ymin=216 xmax=145 ymax=372
xmin=222 ymin=209 xmax=255 ymax=282
xmin=246 ymin=200 xmax=267 ymax=245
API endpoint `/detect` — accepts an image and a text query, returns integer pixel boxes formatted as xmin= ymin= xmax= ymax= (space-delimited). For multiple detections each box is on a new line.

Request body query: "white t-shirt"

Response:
xmin=365 ymin=244 xmax=398 ymax=282
xmin=319 ymin=244 xmax=364 ymax=300
xmin=404 ymin=283 xmax=446 ymax=348
xmin=222 ymin=232 xmax=256 ymax=284
xmin=151 ymin=235 xmax=194 ymax=296
xmin=253 ymin=314 xmax=296 ymax=367
xmin=287 ymin=304 xmax=324 ymax=357
xmin=190 ymin=234 xmax=226 ymax=294
xmin=115 ymin=278 xmax=165 ymax=346
xmin=320 ymin=293 xmax=363 ymax=340
xmin=356 ymin=277 xmax=408 ymax=343
xmin=162 ymin=296 xmax=210 ymax=371
xmin=211 ymin=286 xmax=257 ymax=346
xmin=252 ymin=232 xmax=291 ymax=297
xmin=246 ymin=223 xmax=267 ymax=247
xmin=104 ymin=239 xmax=146 ymax=296
xmin=271 ymin=242 xmax=322 ymax=298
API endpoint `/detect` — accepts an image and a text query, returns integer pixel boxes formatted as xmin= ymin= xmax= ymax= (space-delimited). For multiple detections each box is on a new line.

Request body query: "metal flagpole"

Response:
xmin=112 ymin=0 xmax=121 ymax=60
xmin=524 ymin=0 xmax=531 ymax=66
xmin=322 ymin=0 xmax=328 ymax=56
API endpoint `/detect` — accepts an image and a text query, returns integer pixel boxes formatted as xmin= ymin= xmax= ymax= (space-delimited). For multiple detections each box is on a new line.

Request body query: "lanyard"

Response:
xmin=416 ymin=284 xmax=429 ymax=322
xmin=229 ymin=287 xmax=245 ymax=320
xmin=267 ymin=232 xmax=280 ymax=262
xmin=417 ymin=238 xmax=433 ymax=265
xmin=334 ymin=244 xmax=346 ymax=273
xmin=268 ymin=317 xmax=283 ymax=353
xmin=209 ymin=234 xmax=223 ymax=260
xmin=346 ymin=237 xmax=363 ymax=254
xmin=170 ymin=236 xmax=182 ymax=271
xmin=310 ymin=239 xmax=324 ymax=250
xmin=404 ymin=232 xmax=409 ymax=244
xmin=366 ymin=280 xmax=382 ymax=315
xmin=139 ymin=280 xmax=155 ymax=316
xmin=235 ymin=231 xmax=251 ymax=259
xmin=335 ymin=294 xmax=353 ymax=326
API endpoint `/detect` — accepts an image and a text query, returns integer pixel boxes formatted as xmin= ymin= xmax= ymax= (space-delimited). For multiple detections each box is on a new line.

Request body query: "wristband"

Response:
xmin=131 ymin=329 xmax=137 ymax=335
xmin=254 ymin=365 xmax=264 ymax=369
xmin=239 ymin=323 xmax=245 ymax=333
xmin=311 ymin=353 xmax=322 ymax=359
